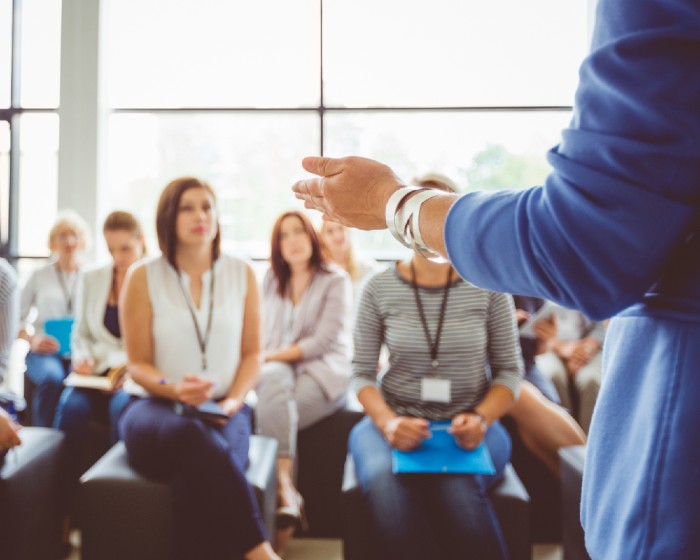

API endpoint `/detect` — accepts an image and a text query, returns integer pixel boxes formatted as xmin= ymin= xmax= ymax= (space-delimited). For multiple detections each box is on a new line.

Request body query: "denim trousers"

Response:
xmin=349 ymin=416 xmax=511 ymax=560
xmin=25 ymin=352 xmax=71 ymax=427
xmin=119 ymin=398 xmax=267 ymax=560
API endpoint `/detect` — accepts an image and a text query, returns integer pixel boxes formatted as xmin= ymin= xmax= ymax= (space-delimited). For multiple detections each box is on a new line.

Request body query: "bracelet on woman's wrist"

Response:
xmin=467 ymin=409 xmax=488 ymax=429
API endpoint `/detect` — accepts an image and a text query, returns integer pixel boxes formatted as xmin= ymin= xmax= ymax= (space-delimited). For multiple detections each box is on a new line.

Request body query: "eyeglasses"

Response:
xmin=56 ymin=232 xmax=79 ymax=242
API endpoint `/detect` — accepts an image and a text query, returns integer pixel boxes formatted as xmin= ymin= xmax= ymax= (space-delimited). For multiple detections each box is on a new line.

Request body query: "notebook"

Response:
xmin=64 ymin=365 xmax=128 ymax=391
xmin=392 ymin=421 xmax=496 ymax=475
xmin=44 ymin=317 xmax=75 ymax=357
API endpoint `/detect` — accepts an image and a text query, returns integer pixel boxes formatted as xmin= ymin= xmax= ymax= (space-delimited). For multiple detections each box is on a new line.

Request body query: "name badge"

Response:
xmin=421 ymin=377 xmax=451 ymax=403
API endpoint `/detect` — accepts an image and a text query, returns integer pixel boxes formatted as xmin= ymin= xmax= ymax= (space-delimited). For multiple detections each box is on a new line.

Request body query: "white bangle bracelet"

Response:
xmin=411 ymin=191 xmax=448 ymax=263
xmin=385 ymin=186 xmax=424 ymax=247
xmin=400 ymin=189 xmax=447 ymax=262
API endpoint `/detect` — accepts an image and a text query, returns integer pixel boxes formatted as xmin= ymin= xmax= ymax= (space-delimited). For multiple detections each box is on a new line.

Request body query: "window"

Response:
xmin=4 ymin=1 xmax=591 ymax=261
xmin=105 ymin=0 xmax=589 ymax=257
xmin=1 ymin=0 xmax=62 ymax=262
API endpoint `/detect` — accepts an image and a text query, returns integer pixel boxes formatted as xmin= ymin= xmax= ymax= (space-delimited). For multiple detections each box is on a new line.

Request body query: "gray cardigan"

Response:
xmin=261 ymin=266 xmax=352 ymax=401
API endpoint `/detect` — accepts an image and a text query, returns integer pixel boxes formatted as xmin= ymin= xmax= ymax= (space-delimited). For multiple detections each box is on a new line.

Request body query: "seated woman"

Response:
xmin=413 ymin=176 xmax=585 ymax=476
xmin=19 ymin=211 xmax=90 ymax=427
xmin=532 ymin=306 xmax=605 ymax=434
xmin=257 ymin=210 xmax=352 ymax=550
xmin=52 ymin=211 xmax=146 ymax=510
xmin=350 ymin=240 xmax=521 ymax=560
xmin=512 ymin=295 xmax=561 ymax=404
xmin=0 ymin=257 xmax=20 ymax=459
xmin=120 ymin=178 xmax=279 ymax=560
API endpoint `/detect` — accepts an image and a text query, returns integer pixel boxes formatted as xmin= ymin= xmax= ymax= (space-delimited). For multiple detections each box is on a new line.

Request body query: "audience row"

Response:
xmin=2 ymin=174 xmax=604 ymax=560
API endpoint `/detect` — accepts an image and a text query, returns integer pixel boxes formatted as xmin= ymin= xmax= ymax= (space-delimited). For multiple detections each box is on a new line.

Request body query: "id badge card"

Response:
xmin=421 ymin=377 xmax=451 ymax=403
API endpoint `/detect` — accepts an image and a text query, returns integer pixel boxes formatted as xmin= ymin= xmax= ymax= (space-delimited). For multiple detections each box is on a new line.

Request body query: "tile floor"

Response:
xmin=69 ymin=537 xmax=563 ymax=559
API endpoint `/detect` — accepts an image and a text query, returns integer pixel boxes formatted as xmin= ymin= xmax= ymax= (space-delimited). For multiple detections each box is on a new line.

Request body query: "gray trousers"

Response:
xmin=536 ymin=351 xmax=601 ymax=434
xmin=256 ymin=361 xmax=345 ymax=458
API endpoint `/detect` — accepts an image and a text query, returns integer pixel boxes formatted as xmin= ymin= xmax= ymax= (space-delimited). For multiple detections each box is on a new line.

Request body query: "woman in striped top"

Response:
xmin=349 ymin=247 xmax=521 ymax=560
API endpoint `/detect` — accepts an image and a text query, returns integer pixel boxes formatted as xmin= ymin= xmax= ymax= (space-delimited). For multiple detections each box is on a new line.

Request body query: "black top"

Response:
xmin=103 ymin=304 xmax=121 ymax=339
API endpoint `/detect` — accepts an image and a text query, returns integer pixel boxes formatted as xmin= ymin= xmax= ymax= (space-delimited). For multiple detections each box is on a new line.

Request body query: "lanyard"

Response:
xmin=410 ymin=261 xmax=452 ymax=373
xmin=54 ymin=264 xmax=77 ymax=314
xmin=176 ymin=266 xmax=215 ymax=371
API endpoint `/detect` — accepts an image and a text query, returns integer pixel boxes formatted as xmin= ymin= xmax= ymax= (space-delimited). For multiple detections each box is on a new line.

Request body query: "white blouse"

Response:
xmin=140 ymin=254 xmax=248 ymax=400
xmin=20 ymin=259 xmax=82 ymax=333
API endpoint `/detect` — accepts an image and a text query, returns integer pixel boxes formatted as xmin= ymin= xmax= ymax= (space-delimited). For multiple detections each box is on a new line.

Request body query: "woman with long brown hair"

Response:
xmin=119 ymin=178 xmax=279 ymax=560
xmin=257 ymin=210 xmax=352 ymax=552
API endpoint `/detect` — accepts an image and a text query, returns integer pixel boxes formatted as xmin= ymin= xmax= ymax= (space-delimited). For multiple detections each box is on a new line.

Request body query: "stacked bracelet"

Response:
xmin=385 ymin=186 xmax=423 ymax=246
xmin=385 ymin=185 xmax=448 ymax=263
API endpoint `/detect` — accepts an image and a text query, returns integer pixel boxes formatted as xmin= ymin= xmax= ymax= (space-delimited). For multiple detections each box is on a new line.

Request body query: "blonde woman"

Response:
xmin=19 ymin=210 xmax=90 ymax=427
xmin=319 ymin=220 xmax=380 ymax=299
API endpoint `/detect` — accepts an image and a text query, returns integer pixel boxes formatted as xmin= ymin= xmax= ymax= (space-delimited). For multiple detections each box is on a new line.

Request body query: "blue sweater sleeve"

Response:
xmin=445 ymin=0 xmax=700 ymax=320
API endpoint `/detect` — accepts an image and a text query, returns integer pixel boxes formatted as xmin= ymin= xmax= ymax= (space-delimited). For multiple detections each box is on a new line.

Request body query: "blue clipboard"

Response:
xmin=392 ymin=420 xmax=496 ymax=475
xmin=44 ymin=317 xmax=74 ymax=357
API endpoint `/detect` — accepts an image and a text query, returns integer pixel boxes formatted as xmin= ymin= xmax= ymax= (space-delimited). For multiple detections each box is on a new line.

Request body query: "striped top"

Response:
xmin=0 ymin=259 xmax=18 ymax=381
xmin=352 ymin=265 xmax=523 ymax=420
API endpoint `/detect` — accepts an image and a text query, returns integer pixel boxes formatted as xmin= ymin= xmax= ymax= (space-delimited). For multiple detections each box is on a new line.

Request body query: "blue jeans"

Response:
xmin=53 ymin=387 xmax=131 ymax=510
xmin=119 ymin=398 xmax=267 ymax=560
xmin=349 ymin=416 xmax=510 ymax=560
xmin=25 ymin=352 xmax=71 ymax=427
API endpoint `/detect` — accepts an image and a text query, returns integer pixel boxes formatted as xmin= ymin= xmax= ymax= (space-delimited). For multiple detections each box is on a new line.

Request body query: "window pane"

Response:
xmin=19 ymin=0 xmax=62 ymax=108
xmin=107 ymin=112 xmax=319 ymax=258
xmin=0 ymin=0 xmax=10 ymax=108
xmin=0 ymin=121 xmax=8 ymax=243
xmin=18 ymin=113 xmax=59 ymax=255
xmin=324 ymin=0 xmax=588 ymax=107
xmin=324 ymin=110 xmax=571 ymax=253
xmin=106 ymin=0 xmax=320 ymax=108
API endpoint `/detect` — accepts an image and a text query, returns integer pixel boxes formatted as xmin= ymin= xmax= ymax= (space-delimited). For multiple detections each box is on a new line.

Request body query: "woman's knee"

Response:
xmin=55 ymin=388 xmax=92 ymax=420
xmin=257 ymin=362 xmax=294 ymax=398
xmin=26 ymin=354 xmax=66 ymax=384
xmin=349 ymin=418 xmax=393 ymax=488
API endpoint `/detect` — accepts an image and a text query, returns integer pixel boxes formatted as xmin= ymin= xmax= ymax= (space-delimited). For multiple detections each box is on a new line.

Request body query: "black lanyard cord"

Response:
xmin=176 ymin=265 xmax=216 ymax=372
xmin=410 ymin=261 xmax=452 ymax=371
xmin=54 ymin=263 xmax=77 ymax=314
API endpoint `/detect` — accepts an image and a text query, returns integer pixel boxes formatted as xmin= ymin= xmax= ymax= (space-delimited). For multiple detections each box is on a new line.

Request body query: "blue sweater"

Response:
xmin=446 ymin=0 xmax=700 ymax=323
xmin=444 ymin=0 xmax=700 ymax=558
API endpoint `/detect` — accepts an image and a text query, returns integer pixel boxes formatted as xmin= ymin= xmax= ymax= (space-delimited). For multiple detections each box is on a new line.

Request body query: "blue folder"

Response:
xmin=392 ymin=421 xmax=496 ymax=475
xmin=44 ymin=317 xmax=74 ymax=357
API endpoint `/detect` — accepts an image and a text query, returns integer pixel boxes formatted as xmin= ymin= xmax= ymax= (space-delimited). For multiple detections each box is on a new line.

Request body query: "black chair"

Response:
xmin=0 ymin=428 xmax=65 ymax=560
xmin=296 ymin=407 xmax=364 ymax=538
xmin=502 ymin=416 xmax=562 ymax=544
xmin=78 ymin=436 xmax=278 ymax=560
xmin=342 ymin=456 xmax=531 ymax=560
xmin=560 ymin=445 xmax=590 ymax=560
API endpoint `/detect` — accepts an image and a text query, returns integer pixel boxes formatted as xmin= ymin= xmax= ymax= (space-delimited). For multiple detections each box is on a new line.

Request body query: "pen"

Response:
xmin=430 ymin=424 xmax=451 ymax=431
